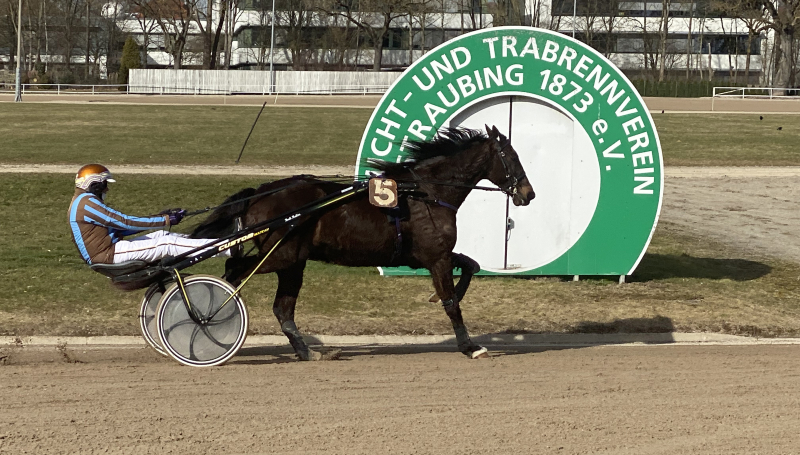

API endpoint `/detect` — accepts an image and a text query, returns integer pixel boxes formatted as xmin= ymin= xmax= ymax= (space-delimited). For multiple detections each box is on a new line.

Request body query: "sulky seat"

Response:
xmin=90 ymin=260 xmax=151 ymax=279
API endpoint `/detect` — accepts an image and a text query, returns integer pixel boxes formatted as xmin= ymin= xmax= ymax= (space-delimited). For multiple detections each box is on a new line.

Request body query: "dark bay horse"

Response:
xmin=192 ymin=125 xmax=535 ymax=360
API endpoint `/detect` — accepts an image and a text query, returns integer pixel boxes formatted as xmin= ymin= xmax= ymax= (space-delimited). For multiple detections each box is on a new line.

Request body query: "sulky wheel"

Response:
xmin=156 ymin=275 xmax=248 ymax=367
xmin=138 ymin=282 xmax=169 ymax=357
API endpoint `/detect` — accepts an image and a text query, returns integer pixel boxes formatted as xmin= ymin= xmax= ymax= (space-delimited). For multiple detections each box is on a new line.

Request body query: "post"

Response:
xmin=14 ymin=0 xmax=23 ymax=102
xmin=572 ymin=0 xmax=577 ymax=39
xmin=269 ymin=0 xmax=276 ymax=94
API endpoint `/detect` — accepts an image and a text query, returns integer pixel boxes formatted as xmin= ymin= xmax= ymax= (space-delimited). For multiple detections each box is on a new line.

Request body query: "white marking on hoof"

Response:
xmin=470 ymin=347 xmax=489 ymax=359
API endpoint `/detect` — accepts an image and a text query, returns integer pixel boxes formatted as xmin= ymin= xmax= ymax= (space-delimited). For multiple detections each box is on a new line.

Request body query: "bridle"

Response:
xmin=495 ymin=139 xmax=527 ymax=197
xmin=389 ymin=138 xmax=527 ymax=198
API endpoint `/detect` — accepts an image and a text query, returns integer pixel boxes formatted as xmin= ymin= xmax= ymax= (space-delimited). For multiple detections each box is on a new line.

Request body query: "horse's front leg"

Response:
xmin=272 ymin=261 xmax=322 ymax=361
xmin=429 ymin=258 xmax=488 ymax=359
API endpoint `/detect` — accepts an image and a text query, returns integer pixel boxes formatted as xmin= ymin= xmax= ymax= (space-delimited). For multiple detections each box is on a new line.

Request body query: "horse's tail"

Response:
xmin=190 ymin=187 xmax=256 ymax=239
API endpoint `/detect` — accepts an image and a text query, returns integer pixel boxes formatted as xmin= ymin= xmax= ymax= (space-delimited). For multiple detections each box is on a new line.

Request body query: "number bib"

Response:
xmin=368 ymin=178 xmax=399 ymax=208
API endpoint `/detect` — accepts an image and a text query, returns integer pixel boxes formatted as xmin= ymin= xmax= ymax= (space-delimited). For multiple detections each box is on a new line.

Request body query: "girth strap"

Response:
xmin=387 ymin=207 xmax=404 ymax=265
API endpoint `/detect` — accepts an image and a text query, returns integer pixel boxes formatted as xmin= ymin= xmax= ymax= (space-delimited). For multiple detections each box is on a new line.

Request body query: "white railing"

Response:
xmin=127 ymin=83 xmax=390 ymax=95
xmin=713 ymin=86 xmax=800 ymax=99
xmin=0 ymin=82 xmax=390 ymax=96
xmin=129 ymin=69 xmax=400 ymax=95
xmin=0 ymin=83 xmax=129 ymax=95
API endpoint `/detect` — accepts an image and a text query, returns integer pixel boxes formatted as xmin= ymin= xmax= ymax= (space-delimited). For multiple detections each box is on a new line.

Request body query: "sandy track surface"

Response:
xmin=662 ymin=174 xmax=800 ymax=264
xmin=1 ymin=344 xmax=798 ymax=454
xmin=3 ymin=93 xmax=800 ymax=113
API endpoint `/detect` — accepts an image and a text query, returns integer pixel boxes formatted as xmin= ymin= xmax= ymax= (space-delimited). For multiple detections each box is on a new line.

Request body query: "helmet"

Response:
xmin=75 ymin=164 xmax=115 ymax=190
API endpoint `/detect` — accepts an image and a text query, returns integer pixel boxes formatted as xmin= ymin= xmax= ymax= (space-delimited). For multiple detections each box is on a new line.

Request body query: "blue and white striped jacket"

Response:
xmin=68 ymin=189 xmax=169 ymax=264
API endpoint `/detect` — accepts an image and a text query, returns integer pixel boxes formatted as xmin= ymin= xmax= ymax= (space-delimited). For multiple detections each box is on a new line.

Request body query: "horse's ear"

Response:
xmin=486 ymin=124 xmax=497 ymax=139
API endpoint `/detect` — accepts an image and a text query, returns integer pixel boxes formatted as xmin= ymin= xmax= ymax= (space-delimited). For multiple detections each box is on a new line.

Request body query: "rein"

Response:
xmin=182 ymin=140 xmax=525 ymax=220
xmin=182 ymin=178 xmax=314 ymax=218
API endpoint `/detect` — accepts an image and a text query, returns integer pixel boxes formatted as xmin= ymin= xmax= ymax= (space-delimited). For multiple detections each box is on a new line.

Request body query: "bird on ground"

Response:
xmin=778 ymin=127 xmax=783 ymax=131
xmin=760 ymin=115 xmax=763 ymax=120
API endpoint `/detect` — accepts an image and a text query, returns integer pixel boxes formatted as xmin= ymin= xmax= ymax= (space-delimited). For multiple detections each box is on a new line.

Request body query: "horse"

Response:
xmin=191 ymin=125 xmax=535 ymax=360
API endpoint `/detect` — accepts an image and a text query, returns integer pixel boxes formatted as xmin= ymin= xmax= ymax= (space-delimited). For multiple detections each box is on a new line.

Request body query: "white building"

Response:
xmin=544 ymin=0 xmax=767 ymax=83
xmin=118 ymin=0 xmax=770 ymax=83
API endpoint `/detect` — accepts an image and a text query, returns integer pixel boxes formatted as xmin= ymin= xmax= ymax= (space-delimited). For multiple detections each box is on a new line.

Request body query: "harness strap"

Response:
xmin=436 ymin=200 xmax=458 ymax=211
xmin=390 ymin=211 xmax=403 ymax=265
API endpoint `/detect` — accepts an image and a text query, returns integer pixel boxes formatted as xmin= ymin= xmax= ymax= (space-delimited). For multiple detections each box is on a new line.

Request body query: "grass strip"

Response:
xmin=0 ymin=104 xmax=369 ymax=166
xmin=1 ymin=173 xmax=799 ymax=337
xmin=1 ymin=104 xmax=799 ymax=166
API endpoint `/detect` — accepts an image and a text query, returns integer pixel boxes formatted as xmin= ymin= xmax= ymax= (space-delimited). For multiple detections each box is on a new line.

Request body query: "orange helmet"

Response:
xmin=75 ymin=164 xmax=116 ymax=190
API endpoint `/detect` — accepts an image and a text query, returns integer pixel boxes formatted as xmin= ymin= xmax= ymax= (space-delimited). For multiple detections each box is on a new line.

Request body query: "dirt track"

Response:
xmin=3 ymin=93 xmax=800 ymax=113
xmin=1 ymin=344 xmax=799 ymax=454
xmin=3 ymin=124 xmax=800 ymax=452
xmin=662 ymin=170 xmax=800 ymax=265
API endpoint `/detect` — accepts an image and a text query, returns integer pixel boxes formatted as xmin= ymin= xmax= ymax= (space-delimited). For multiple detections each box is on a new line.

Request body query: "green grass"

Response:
xmin=0 ymin=104 xmax=370 ymax=166
xmin=1 ymin=104 xmax=799 ymax=166
xmin=653 ymin=113 xmax=800 ymax=166
xmin=1 ymin=173 xmax=799 ymax=337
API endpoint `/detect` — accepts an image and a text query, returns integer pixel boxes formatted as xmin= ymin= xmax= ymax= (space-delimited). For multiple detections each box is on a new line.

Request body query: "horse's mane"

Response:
xmin=369 ymin=127 xmax=488 ymax=176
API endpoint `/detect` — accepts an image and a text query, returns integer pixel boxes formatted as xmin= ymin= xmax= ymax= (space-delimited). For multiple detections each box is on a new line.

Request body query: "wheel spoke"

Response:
xmin=157 ymin=275 xmax=248 ymax=367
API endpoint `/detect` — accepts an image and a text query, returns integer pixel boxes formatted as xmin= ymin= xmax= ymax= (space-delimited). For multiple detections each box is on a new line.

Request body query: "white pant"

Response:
xmin=113 ymin=230 xmax=230 ymax=264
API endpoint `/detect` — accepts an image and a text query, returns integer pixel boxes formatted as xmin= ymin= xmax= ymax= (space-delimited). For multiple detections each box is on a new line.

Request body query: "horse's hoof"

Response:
xmin=295 ymin=349 xmax=322 ymax=361
xmin=298 ymin=348 xmax=341 ymax=361
xmin=469 ymin=347 xmax=489 ymax=359
xmin=428 ymin=292 xmax=440 ymax=303
xmin=308 ymin=349 xmax=323 ymax=361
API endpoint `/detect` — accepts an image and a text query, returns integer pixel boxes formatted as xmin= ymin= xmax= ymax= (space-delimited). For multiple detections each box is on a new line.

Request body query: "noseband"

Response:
xmin=496 ymin=140 xmax=526 ymax=196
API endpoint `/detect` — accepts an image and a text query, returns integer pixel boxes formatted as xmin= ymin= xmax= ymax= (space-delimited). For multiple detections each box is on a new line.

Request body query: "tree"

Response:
xmin=487 ymin=0 xmax=524 ymax=27
xmin=658 ymin=0 xmax=671 ymax=81
xmin=51 ymin=0 xmax=86 ymax=72
xmin=529 ymin=0 xmax=562 ymax=30
xmin=320 ymin=0 xmax=411 ymax=70
xmin=193 ymin=0 xmax=226 ymax=68
xmin=280 ymin=0 xmax=319 ymax=69
xmin=713 ymin=0 xmax=799 ymax=89
xmin=118 ymin=35 xmax=140 ymax=83
xmin=131 ymin=0 xmax=198 ymax=69
xmin=763 ymin=0 xmax=800 ymax=90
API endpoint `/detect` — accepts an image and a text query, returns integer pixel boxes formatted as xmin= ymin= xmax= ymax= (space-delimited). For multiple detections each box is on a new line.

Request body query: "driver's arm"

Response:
xmin=81 ymin=195 xmax=169 ymax=232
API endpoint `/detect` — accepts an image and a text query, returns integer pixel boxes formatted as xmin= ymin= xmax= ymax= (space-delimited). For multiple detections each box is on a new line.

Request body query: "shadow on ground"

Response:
xmin=231 ymin=316 xmax=678 ymax=364
xmin=572 ymin=315 xmax=674 ymax=334
xmin=632 ymin=253 xmax=771 ymax=282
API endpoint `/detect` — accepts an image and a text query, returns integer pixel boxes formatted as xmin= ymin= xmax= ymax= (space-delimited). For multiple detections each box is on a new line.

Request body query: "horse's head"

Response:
xmin=484 ymin=125 xmax=535 ymax=206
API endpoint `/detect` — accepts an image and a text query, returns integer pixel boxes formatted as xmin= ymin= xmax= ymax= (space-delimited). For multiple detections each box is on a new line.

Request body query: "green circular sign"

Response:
xmin=355 ymin=26 xmax=663 ymax=276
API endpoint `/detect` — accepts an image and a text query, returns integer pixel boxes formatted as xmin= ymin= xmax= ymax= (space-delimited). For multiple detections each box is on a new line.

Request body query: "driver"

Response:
xmin=69 ymin=164 xmax=231 ymax=265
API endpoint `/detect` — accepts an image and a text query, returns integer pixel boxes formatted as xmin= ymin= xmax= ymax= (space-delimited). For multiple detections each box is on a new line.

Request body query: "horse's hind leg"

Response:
xmin=429 ymin=253 xmax=480 ymax=303
xmin=453 ymin=253 xmax=480 ymax=301
xmin=429 ymin=258 xmax=488 ymax=359
xmin=272 ymin=261 xmax=321 ymax=361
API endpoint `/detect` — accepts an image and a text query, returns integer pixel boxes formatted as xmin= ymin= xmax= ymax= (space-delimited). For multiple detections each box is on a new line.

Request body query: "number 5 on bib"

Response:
xmin=368 ymin=178 xmax=398 ymax=208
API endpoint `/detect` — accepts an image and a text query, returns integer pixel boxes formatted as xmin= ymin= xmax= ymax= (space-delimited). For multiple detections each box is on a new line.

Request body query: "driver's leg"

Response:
xmin=113 ymin=233 xmax=230 ymax=263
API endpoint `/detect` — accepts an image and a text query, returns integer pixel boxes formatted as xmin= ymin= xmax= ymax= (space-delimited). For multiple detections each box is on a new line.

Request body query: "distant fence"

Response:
xmin=129 ymin=69 xmax=401 ymax=95
xmin=0 ymin=83 xmax=128 ymax=94
xmin=712 ymin=86 xmax=800 ymax=99
xmin=630 ymin=80 xmax=735 ymax=98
